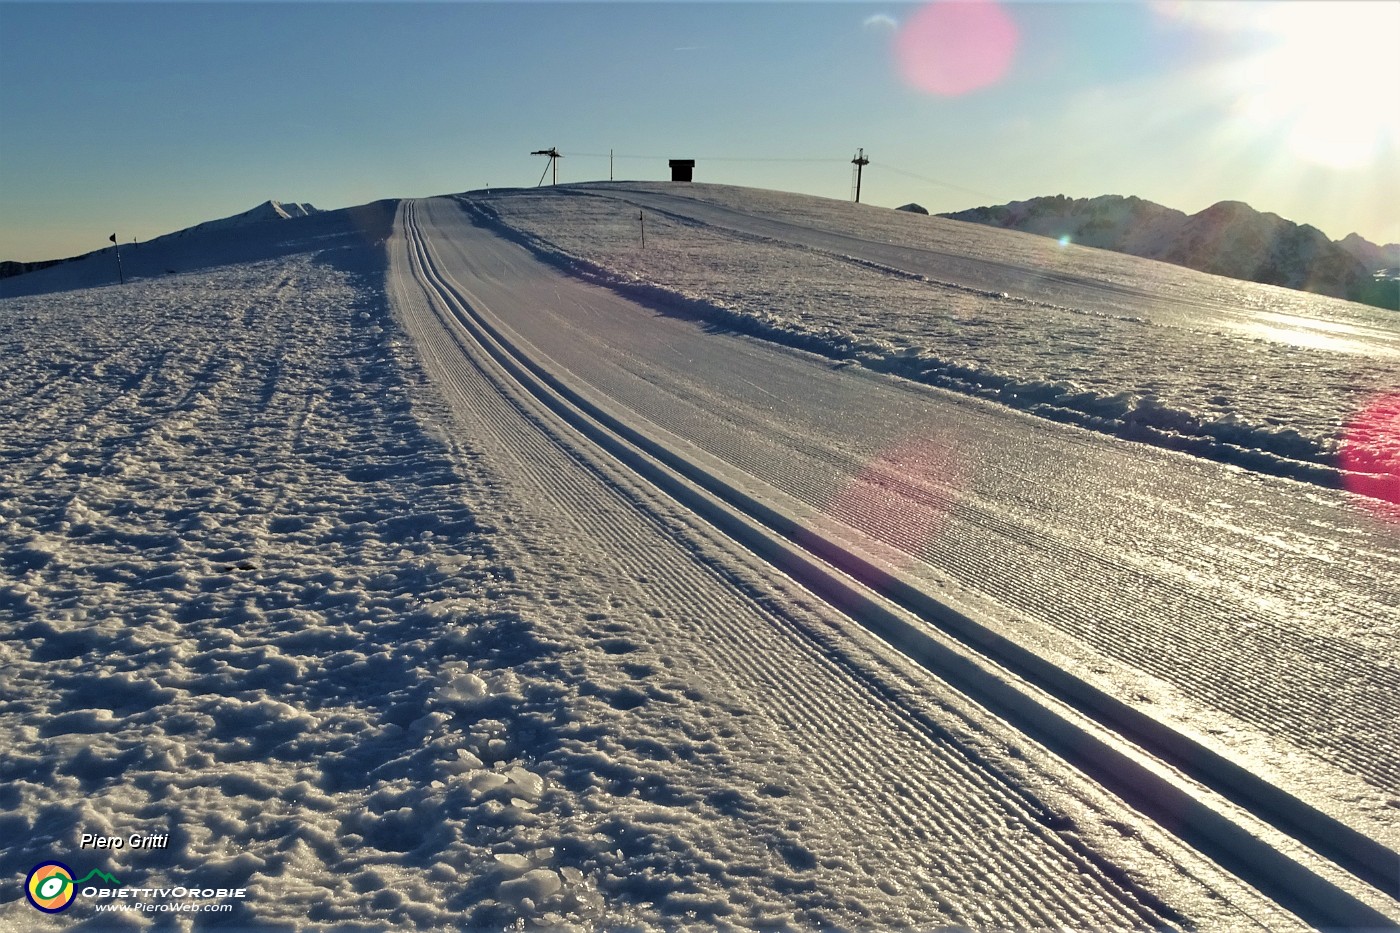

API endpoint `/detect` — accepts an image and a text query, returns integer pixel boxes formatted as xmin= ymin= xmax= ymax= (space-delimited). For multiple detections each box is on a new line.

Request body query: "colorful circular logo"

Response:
xmin=26 ymin=862 xmax=76 ymax=913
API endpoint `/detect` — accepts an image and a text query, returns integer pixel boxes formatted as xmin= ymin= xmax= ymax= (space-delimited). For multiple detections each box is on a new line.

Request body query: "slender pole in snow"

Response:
xmin=851 ymin=148 xmax=869 ymax=204
xmin=610 ymin=149 xmax=614 ymax=181
xmin=109 ymin=233 xmax=124 ymax=284
xmin=639 ymin=210 xmax=645 ymax=249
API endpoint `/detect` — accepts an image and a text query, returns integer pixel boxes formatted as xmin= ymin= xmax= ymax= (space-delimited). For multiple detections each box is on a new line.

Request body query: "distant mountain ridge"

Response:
xmin=1 ymin=200 xmax=320 ymax=279
xmin=939 ymin=195 xmax=1399 ymax=310
xmin=164 ymin=200 xmax=320 ymax=239
xmin=0 ymin=198 xmax=386 ymax=299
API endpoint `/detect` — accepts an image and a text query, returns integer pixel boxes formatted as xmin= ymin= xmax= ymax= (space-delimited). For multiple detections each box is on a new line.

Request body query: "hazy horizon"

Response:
xmin=2 ymin=1 xmax=1397 ymax=262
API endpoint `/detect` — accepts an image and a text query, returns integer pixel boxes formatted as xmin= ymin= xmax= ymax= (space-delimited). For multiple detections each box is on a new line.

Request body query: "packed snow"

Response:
xmin=1 ymin=187 xmax=1395 ymax=930
xmin=467 ymin=182 xmax=1398 ymax=494
xmin=402 ymin=194 xmax=1400 ymax=852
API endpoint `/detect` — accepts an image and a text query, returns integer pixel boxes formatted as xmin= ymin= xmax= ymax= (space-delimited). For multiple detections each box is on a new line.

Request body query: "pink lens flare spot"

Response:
xmin=1339 ymin=392 xmax=1400 ymax=518
xmin=895 ymin=0 xmax=1020 ymax=97
xmin=822 ymin=437 xmax=965 ymax=566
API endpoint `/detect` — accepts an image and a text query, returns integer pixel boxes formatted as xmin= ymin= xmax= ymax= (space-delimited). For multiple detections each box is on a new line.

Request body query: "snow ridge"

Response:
xmin=460 ymin=196 xmax=1345 ymax=490
xmin=0 ymin=200 xmax=389 ymax=299
xmin=0 ymin=201 xmax=321 ymax=287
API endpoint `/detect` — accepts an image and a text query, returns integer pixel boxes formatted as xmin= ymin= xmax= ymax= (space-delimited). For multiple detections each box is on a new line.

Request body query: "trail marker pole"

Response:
xmin=639 ymin=210 xmax=645 ymax=249
xmin=109 ymin=233 xmax=124 ymax=284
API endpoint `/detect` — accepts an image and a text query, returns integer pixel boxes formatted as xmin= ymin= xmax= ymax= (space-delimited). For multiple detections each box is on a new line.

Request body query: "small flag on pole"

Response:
xmin=109 ymin=233 xmax=124 ymax=284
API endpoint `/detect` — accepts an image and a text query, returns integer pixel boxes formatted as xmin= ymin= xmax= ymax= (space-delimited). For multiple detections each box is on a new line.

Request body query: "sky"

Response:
xmin=1 ymin=0 xmax=1397 ymax=262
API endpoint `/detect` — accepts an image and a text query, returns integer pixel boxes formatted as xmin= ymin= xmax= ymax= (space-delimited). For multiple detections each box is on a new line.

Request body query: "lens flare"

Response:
xmin=895 ymin=0 xmax=1019 ymax=97
xmin=810 ymin=437 xmax=964 ymax=570
xmin=1340 ymin=392 xmax=1400 ymax=519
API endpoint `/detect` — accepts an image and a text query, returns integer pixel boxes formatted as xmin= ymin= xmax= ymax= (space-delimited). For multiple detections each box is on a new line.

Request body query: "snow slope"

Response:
xmin=2 ymin=187 xmax=1397 ymax=930
xmin=0 ymin=200 xmax=344 ymax=299
xmin=409 ymin=193 xmax=1400 ymax=858
xmin=468 ymin=182 xmax=1400 ymax=496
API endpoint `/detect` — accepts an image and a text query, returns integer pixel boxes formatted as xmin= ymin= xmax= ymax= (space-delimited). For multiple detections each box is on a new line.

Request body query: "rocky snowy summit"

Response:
xmin=1338 ymin=231 xmax=1400 ymax=274
xmin=941 ymin=194 xmax=1398 ymax=309
xmin=166 ymin=199 xmax=322 ymax=236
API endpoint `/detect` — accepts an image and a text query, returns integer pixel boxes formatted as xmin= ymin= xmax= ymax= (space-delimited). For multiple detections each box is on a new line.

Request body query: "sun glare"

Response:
xmin=1230 ymin=2 xmax=1400 ymax=169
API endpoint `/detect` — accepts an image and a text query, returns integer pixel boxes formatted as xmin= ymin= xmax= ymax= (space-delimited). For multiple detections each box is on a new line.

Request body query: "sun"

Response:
xmin=1228 ymin=1 xmax=1400 ymax=169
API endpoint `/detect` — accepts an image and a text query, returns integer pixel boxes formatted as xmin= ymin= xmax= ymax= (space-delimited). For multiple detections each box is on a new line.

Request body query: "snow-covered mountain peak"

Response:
xmin=193 ymin=199 xmax=321 ymax=231
xmin=266 ymin=200 xmax=320 ymax=219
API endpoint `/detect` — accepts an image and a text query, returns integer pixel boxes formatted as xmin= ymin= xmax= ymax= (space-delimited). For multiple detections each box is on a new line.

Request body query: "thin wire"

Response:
xmin=550 ymin=150 xmax=995 ymax=201
xmin=869 ymin=162 xmax=996 ymax=200
xmin=569 ymin=152 xmax=848 ymax=164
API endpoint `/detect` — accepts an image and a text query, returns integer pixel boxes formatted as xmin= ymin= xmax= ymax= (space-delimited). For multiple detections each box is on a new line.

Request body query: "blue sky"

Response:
xmin=2 ymin=1 xmax=1397 ymax=261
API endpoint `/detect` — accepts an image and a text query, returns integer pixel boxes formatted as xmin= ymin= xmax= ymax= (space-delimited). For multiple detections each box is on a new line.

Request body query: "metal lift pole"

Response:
xmin=851 ymin=147 xmax=870 ymax=203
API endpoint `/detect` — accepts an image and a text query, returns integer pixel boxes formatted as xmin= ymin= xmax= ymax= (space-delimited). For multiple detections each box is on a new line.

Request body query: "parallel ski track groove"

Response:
xmin=400 ymin=198 xmax=1400 ymax=928
xmin=394 ymin=197 xmax=1400 ymax=924
xmin=397 ymin=199 xmax=1189 ymax=930
xmin=460 ymin=192 xmax=1400 ymax=795
xmin=403 ymin=224 xmax=1129 ymax=928
xmin=403 ymin=201 xmax=1163 ymax=927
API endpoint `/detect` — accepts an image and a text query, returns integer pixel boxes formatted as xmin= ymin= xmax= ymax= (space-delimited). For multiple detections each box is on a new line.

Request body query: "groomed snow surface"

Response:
xmin=473 ymin=183 xmax=1400 ymax=489
xmin=1 ymin=188 xmax=1396 ymax=931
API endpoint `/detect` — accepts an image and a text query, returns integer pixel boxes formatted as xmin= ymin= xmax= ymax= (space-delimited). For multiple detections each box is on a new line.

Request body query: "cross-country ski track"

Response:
xmin=3 ymin=187 xmax=1396 ymax=931
xmin=390 ymin=196 xmax=1400 ymax=928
